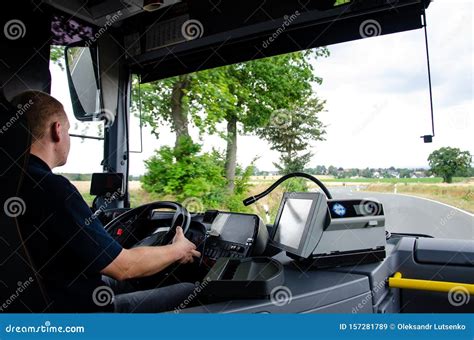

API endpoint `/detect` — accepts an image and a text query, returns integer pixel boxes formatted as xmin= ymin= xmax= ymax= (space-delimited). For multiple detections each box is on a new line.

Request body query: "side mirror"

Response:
xmin=65 ymin=46 xmax=102 ymax=121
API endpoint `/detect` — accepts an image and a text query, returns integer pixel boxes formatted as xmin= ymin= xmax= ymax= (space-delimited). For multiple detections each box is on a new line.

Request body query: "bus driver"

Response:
xmin=13 ymin=90 xmax=200 ymax=313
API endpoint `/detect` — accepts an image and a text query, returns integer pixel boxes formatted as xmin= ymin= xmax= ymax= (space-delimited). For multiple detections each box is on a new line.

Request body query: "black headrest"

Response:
xmin=0 ymin=89 xmax=31 ymax=175
xmin=0 ymin=88 xmax=50 ymax=312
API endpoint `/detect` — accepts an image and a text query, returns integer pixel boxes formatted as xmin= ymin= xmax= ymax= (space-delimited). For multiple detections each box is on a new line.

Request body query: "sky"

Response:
xmin=52 ymin=0 xmax=473 ymax=175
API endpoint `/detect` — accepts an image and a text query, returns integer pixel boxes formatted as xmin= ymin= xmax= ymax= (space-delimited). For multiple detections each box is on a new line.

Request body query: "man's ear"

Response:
xmin=51 ymin=121 xmax=61 ymax=143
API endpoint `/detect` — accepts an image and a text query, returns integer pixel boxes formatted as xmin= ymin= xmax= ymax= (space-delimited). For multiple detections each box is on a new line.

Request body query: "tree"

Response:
xmin=215 ymin=50 xmax=328 ymax=191
xmin=327 ymin=165 xmax=338 ymax=176
xmin=142 ymin=137 xmax=227 ymax=206
xmin=50 ymin=46 xmax=65 ymax=70
xmin=360 ymin=168 xmax=373 ymax=178
xmin=132 ymin=74 xmax=195 ymax=150
xmin=345 ymin=168 xmax=359 ymax=178
xmin=428 ymin=147 xmax=472 ymax=183
xmin=467 ymin=166 xmax=474 ymax=177
xmin=258 ymin=97 xmax=326 ymax=174
xmin=399 ymin=168 xmax=412 ymax=178
xmin=306 ymin=165 xmax=327 ymax=175
xmin=137 ymin=48 xmax=329 ymax=191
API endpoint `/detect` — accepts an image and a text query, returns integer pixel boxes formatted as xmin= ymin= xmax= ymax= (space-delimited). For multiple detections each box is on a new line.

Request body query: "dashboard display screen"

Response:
xmin=274 ymin=199 xmax=313 ymax=249
xmin=328 ymin=200 xmax=384 ymax=219
xmin=210 ymin=213 xmax=256 ymax=244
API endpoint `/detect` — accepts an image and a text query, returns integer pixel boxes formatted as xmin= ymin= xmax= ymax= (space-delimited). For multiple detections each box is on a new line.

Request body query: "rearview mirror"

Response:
xmin=65 ymin=46 xmax=101 ymax=121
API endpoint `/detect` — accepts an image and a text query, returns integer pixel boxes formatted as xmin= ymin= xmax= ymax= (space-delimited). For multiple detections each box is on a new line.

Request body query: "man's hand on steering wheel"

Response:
xmin=102 ymin=202 xmax=201 ymax=281
xmin=172 ymin=226 xmax=201 ymax=264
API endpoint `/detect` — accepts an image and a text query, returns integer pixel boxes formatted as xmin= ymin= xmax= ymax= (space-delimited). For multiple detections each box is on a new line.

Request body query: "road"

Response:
xmin=328 ymin=187 xmax=474 ymax=240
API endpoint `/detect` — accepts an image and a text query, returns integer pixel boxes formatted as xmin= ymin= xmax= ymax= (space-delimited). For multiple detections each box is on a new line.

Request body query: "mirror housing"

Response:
xmin=65 ymin=46 xmax=102 ymax=121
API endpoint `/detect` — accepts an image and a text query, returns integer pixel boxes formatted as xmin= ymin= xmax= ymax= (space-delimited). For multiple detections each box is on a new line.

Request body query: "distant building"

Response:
xmin=412 ymin=171 xmax=427 ymax=178
xmin=387 ymin=170 xmax=400 ymax=178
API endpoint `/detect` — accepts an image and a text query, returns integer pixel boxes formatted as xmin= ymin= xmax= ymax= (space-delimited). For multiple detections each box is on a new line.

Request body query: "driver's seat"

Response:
xmin=0 ymin=89 xmax=51 ymax=312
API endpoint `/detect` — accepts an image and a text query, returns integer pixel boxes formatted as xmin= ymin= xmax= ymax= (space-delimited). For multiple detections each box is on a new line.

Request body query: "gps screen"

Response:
xmin=274 ymin=198 xmax=313 ymax=249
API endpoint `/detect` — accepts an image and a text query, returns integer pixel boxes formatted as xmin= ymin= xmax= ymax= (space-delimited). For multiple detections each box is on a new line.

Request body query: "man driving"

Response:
xmin=13 ymin=90 xmax=200 ymax=312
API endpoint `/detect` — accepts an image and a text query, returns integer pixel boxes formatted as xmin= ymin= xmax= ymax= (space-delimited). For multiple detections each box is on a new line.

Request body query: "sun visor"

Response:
xmin=117 ymin=0 xmax=430 ymax=82
xmin=0 ymin=1 xmax=52 ymax=98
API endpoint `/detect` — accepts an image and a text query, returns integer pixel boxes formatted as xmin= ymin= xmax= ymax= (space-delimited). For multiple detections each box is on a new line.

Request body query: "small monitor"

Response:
xmin=271 ymin=192 xmax=328 ymax=258
xmin=90 ymin=173 xmax=124 ymax=196
xmin=273 ymin=198 xmax=313 ymax=249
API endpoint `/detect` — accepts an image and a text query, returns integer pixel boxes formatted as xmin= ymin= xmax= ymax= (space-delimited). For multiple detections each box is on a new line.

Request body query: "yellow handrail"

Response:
xmin=388 ymin=272 xmax=474 ymax=295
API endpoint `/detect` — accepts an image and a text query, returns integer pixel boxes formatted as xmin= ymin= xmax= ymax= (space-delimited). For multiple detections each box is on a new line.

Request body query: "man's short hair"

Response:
xmin=10 ymin=90 xmax=65 ymax=141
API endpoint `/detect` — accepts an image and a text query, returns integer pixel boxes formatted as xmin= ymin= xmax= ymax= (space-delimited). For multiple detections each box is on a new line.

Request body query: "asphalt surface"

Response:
xmin=328 ymin=186 xmax=474 ymax=240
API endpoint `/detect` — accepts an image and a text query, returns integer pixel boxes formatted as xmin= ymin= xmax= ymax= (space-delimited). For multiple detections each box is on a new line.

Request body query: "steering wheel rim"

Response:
xmin=104 ymin=201 xmax=191 ymax=247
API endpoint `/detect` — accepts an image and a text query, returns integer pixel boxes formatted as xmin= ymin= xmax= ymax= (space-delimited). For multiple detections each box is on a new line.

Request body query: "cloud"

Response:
xmin=303 ymin=0 xmax=473 ymax=169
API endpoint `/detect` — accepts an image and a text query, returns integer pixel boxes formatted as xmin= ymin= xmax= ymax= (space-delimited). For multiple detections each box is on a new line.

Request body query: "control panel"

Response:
xmin=201 ymin=211 xmax=268 ymax=264
xmin=203 ymin=238 xmax=252 ymax=260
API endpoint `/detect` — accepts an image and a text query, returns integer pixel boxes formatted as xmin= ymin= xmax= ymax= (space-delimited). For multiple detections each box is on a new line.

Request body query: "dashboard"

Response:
xmin=198 ymin=210 xmax=268 ymax=267
xmin=102 ymin=208 xmax=269 ymax=269
xmin=95 ymin=178 xmax=473 ymax=314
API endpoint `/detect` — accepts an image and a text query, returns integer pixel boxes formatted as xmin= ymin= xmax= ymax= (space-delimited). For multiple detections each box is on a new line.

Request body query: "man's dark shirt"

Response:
xmin=19 ymin=155 xmax=122 ymax=312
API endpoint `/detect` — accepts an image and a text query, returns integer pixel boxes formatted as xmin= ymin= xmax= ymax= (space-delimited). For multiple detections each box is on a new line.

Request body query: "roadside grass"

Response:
xmin=305 ymin=177 xmax=466 ymax=184
xmin=363 ymin=183 xmax=474 ymax=213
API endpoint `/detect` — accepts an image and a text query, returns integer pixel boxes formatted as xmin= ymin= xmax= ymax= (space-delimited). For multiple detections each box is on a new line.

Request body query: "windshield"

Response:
xmin=50 ymin=0 xmax=473 ymax=241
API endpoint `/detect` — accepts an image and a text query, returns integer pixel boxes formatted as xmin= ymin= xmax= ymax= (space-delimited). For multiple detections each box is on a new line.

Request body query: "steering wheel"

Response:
xmin=104 ymin=201 xmax=191 ymax=247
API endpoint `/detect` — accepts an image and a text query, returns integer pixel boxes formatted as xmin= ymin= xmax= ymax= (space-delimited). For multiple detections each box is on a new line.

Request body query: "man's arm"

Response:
xmin=101 ymin=227 xmax=200 ymax=281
